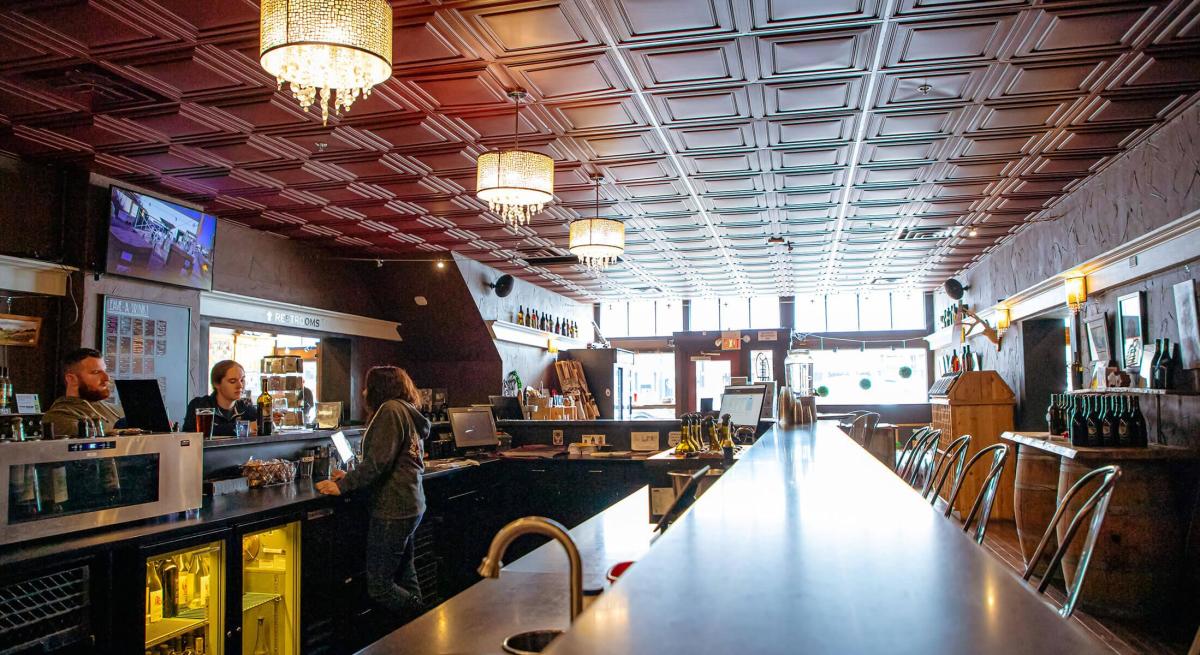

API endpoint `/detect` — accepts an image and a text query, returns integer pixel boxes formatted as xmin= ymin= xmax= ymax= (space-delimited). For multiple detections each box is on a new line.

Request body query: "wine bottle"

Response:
xmin=160 ymin=557 xmax=178 ymax=618
xmin=675 ymin=415 xmax=694 ymax=455
xmin=176 ymin=555 xmax=192 ymax=610
xmin=1153 ymin=338 xmax=1171 ymax=389
xmin=516 ymin=306 xmax=524 ymax=326
xmin=951 ymin=350 xmax=960 ymax=373
xmin=705 ymin=414 xmax=721 ymax=452
xmin=1130 ymin=396 xmax=1148 ymax=447
xmin=1097 ymin=396 xmax=1114 ymax=447
xmin=1045 ymin=395 xmax=1056 ymax=436
xmin=147 ymin=562 xmax=164 ymax=624
xmin=1168 ymin=342 xmax=1182 ymax=390
xmin=1116 ymin=396 xmax=1132 ymax=447
xmin=197 ymin=554 xmax=211 ymax=608
xmin=257 ymin=389 xmax=273 ymax=436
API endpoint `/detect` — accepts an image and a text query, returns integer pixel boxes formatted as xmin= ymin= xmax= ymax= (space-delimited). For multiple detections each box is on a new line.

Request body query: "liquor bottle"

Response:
xmin=1153 ymin=338 xmax=1171 ymax=389
xmin=720 ymin=414 xmax=735 ymax=462
xmin=50 ymin=459 xmax=69 ymax=513
xmin=257 ymin=389 xmax=273 ymax=436
xmin=147 ymin=562 xmax=164 ymax=624
xmin=176 ymin=555 xmax=192 ymax=610
xmin=1130 ymin=396 xmax=1148 ymax=447
xmin=687 ymin=414 xmax=703 ymax=452
xmin=1168 ymin=342 xmax=1182 ymax=390
xmin=1083 ymin=396 xmax=1101 ymax=447
xmin=15 ymin=464 xmax=42 ymax=517
xmin=1069 ymin=396 xmax=1087 ymax=446
xmin=675 ymin=415 xmax=694 ymax=455
xmin=516 ymin=306 xmax=524 ymax=326
xmin=553 ymin=318 xmax=560 ymax=335
xmin=1045 ymin=395 xmax=1058 ymax=436
xmin=951 ymin=350 xmax=960 ymax=373
xmin=160 ymin=556 xmax=178 ymax=618
xmin=963 ymin=345 xmax=973 ymax=371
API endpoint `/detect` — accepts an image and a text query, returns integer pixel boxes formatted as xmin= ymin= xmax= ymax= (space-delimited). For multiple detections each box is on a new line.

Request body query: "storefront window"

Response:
xmin=825 ymin=294 xmax=858 ymax=332
xmin=794 ymin=293 xmax=928 ymax=332
xmin=859 ymin=293 xmax=891 ymax=331
xmin=719 ymin=298 xmax=750 ymax=330
xmin=749 ymin=296 xmax=781 ymax=329
xmin=690 ymin=298 xmax=720 ymax=331
xmin=794 ymin=295 xmax=826 ymax=332
xmin=627 ymin=300 xmax=657 ymax=337
xmin=891 ymin=292 xmax=927 ymax=330
xmin=656 ymin=299 xmax=683 ymax=335
xmin=600 ymin=302 xmax=629 ymax=338
xmin=811 ymin=348 xmax=927 ymax=404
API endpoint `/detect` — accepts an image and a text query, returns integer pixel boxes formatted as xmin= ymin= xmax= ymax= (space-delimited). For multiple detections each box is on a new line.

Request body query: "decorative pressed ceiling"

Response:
xmin=0 ymin=0 xmax=1198 ymax=302
xmin=475 ymin=90 xmax=554 ymax=227
xmin=569 ymin=175 xmax=624 ymax=269
xmin=259 ymin=0 xmax=393 ymax=125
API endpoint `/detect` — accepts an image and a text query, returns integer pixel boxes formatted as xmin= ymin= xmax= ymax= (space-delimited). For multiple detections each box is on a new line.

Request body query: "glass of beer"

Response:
xmin=194 ymin=408 xmax=216 ymax=439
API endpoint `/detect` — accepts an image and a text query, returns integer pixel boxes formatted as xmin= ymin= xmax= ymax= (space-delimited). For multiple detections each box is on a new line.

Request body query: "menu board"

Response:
xmin=101 ymin=296 xmax=191 ymax=423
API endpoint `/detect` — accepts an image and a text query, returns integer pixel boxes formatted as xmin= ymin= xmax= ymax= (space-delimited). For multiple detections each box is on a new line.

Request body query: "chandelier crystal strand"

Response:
xmin=260 ymin=0 xmax=393 ymax=125
xmin=475 ymin=90 xmax=554 ymax=227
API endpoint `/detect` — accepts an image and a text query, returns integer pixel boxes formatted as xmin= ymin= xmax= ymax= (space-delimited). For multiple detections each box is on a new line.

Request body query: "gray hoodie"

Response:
xmin=335 ymin=399 xmax=429 ymax=519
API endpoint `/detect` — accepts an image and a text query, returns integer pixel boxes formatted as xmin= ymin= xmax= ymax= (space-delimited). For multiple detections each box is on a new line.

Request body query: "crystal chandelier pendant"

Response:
xmin=569 ymin=175 xmax=624 ymax=270
xmin=259 ymin=0 xmax=393 ymax=125
xmin=476 ymin=90 xmax=555 ymax=228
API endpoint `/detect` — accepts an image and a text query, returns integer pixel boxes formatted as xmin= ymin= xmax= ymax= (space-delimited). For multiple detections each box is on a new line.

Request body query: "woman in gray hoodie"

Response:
xmin=317 ymin=365 xmax=429 ymax=617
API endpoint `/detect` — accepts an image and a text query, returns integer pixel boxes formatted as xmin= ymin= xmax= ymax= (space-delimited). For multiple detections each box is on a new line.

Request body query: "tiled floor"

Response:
xmin=982 ymin=520 xmax=1194 ymax=655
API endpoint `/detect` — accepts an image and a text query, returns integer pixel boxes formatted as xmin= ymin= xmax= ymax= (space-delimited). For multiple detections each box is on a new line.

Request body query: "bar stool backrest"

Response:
xmin=902 ymin=429 xmax=942 ymax=488
xmin=895 ymin=426 xmax=931 ymax=475
xmin=944 ymin=443 xmax=1009 ymax=544
xmin=923 ymin=434 xmax=971 ymax=503
xmin=1021 ymin=464 xmax=1121 ymax=618
xmin=849 ymin=412 xmax=879 ymax=446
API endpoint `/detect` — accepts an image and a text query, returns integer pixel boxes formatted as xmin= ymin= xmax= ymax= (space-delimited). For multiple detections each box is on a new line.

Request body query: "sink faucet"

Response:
xmin=478 ymin=516 xmax=584 ymax=621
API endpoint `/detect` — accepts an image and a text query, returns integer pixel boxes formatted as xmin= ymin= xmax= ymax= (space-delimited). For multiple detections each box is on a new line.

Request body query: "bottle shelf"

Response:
xmin=145 ymin=616 xmax=207 ymax=649
xmin=1069 ymin=387 xmax=1199 ymax=396
xmin=242 ymin=591 xmax=281 ymax=613
xmin=487 ymin=320 xmax=586 ymax=350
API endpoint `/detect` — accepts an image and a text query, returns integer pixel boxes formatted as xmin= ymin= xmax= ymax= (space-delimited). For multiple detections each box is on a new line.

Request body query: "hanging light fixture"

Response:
xmin=259 ymin=0 xmax=393 ymax=125
xmin=569 ymin=175 xmax=624 ymax=269
xmin=476 ymin=90 xmax=554 ymax=226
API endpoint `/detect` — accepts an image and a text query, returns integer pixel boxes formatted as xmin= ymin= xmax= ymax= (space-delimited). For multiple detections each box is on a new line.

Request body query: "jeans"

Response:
xmin=365 ymin=514 xmax=424 ymax=618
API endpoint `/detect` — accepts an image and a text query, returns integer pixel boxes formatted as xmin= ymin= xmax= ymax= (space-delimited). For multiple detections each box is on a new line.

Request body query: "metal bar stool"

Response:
xmin=895 ymin=426 xmax=931 ymax=475
xmin=944 ymin=443 xmax=1009 ymax=544
xmin=849 ymin=412 xmax=879 ymax=446
xmin=1021 ymin=464 xmax=1122 ymax=618
xmin=902 ymin=429 xmax=942 ymax=488
xmin=922 ymin=434 xmax=971 ymax=504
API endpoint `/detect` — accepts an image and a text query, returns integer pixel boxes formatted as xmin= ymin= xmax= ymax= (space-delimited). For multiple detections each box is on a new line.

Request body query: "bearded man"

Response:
xmin=42 ymin=348 xmax=125 ymax=437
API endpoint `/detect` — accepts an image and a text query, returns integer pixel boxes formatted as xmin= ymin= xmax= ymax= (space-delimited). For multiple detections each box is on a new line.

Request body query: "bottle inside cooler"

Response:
xmin=145 ymin=542 xmax=223 ymax=654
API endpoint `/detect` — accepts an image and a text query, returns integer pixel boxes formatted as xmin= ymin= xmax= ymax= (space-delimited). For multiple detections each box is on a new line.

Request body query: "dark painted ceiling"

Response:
xmin=0 ymin=0 xmax=1197 ymax=301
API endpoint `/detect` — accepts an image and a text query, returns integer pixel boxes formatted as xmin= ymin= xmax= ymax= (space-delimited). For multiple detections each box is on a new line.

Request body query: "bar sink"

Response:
xmin=502 ymin=629 xmax=564 ymax=654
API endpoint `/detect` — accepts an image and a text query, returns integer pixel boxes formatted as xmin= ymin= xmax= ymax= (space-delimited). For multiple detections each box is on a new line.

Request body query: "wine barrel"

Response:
xmin=1013 ymin=448 xmax=1061 ymax=570
xmin=1056 ymin=458 xmax=1181 ymax=618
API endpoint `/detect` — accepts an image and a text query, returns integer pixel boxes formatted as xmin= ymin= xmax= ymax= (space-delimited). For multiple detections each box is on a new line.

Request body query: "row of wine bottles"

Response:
xmin=145 ymin=629 xmax=206 ymax=655
xmin=514 ymin=306 xmax=579 ymax=338
xmin=938 ymin=302 xmax=967 ymax=329
xmin=1046 ymin=393 xmax=1148 ymax=448
xmin=146 ymin=551 xmax=212 ymax=624
xmin=941 ymin=345 xmax=983 ymax=374
xmin=1147 ymin=338 xmax=1185 ymax=390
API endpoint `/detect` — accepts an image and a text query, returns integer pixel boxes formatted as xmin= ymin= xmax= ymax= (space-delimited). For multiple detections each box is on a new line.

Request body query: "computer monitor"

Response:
xmin=719 ymin=389 xmax=765 ymax=429
xmin=488 ymin=395 xmax=524 ymax=421
xmin=448 ymin=407 xmax=499 ymax=450
xmin=114 ymin=379 xmax=172 ymax=433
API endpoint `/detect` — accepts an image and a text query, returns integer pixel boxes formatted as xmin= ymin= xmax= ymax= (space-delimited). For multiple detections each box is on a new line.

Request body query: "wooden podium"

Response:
xmin=929 ymin=371 xmax=1016 ymax=519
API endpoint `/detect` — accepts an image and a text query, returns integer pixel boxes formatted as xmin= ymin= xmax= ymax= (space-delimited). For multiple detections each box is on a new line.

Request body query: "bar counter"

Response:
xmin=364 ymin=420 xmax=1109 ymax=655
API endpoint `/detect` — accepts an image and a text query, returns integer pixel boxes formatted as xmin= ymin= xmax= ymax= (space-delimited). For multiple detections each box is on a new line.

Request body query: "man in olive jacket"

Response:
xmin=42 ymin=348 xmax=125 ymax=437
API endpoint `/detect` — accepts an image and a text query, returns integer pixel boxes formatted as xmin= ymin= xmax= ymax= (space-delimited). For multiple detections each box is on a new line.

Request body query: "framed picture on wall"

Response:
xmin=1174 ymin=279 xmax=1200 ymax=370
xmin=0 ymin=313 xmax=42 ymax=347
xmin=1085 ymin=313 xmax=1112 ymax=365
xmin=1116 ymin=291 xmax=1147 ymax=371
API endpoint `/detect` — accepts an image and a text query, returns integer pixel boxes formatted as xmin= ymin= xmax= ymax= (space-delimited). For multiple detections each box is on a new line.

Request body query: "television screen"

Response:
xmin=106 ymin=186 xmax=217 ymax=290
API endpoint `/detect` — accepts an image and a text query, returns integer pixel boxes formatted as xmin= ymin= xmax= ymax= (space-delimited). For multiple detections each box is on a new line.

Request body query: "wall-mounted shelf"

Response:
xmin=1069 ymin=387 xmax=1199 ymax=396
xmin=487 ymin=320 xmax=585 ymax=351
xmin=924 ymin=323 xmax=959 ymax=351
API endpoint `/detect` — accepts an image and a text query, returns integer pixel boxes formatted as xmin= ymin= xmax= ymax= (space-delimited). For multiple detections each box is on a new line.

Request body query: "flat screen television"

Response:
xmin=106 ymin=186 xmax=217 ymax=291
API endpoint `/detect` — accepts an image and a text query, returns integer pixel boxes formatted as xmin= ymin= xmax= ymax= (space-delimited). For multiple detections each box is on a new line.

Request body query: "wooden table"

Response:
xmin=1001 ymin=431 xmax=1199 ymax=619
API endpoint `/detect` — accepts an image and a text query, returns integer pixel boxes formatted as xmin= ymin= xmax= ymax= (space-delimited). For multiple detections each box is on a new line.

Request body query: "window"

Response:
xmin=719 ymin=297 xmax=750 ymax=330
xmin=631 ymin=351 xmax=676 ymax=418
xmin=690 ymin=297 xmax=720 ymax=331
xmin=627 ymin=300 xmax=656 ymax=337
xmin=794 ymin=294 xmax=826 ymax=332
xmin=750 ymin=296 xmax=781 ymax=329
xmin=825 ymin=294 xmax=858 ymax=332
xmin=600 ymin=302 xmax=629 ymax=338
xmin=208 ymin=327 xmax=321 ymax=403
xmin=656 ymin=299 xmax=683 ymax=335
xmin=891 ymin=292 xmax=927 ymax=330
xmin=858 ymin=293 xmax=891 ymax=331
xmin=811 ymin=348 xmax=928 ymax=404
xmin=695 ymin=359 xmax=732 ymax=411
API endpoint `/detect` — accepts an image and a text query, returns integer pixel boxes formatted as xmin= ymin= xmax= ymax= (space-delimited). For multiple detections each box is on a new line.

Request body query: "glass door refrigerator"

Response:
xmin=238 ymin=521 xmax=300 ymax=655
xmin=141 ymin=532 xmax=227 ymax=655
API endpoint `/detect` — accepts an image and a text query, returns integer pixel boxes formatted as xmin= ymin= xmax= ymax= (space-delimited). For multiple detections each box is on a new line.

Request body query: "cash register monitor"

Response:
xmin=330 ymin=430 xmax=355 ymax=465
xmin=114 ymin=379 xmax=172 ymax=432
xmin=719 ymin=389 xmax=765 ymax=429
xmin=448 ymin=407 xmax=499 ymax=450
xmin=488 ymin=395 xmax=524 ymax=421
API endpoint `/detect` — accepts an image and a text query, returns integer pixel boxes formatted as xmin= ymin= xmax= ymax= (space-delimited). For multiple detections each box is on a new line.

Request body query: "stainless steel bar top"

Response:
xmin=544 ymin=420 xmax=1107 ymax=655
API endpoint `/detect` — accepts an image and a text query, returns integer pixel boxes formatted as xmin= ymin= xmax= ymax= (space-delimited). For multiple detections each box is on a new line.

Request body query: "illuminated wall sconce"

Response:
xmin=1064 ymin=275 xmax=1087 ymax=313
xmin=995 ymin=307 xmax=1011 ymax=337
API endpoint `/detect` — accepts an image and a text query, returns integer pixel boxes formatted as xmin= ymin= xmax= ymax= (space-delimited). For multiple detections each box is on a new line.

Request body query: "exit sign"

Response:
xmin=720 ymin=337 xmax=741 ymax=350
